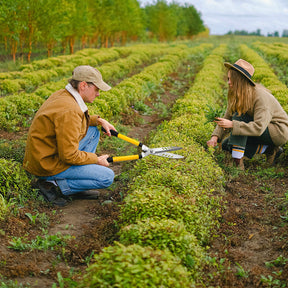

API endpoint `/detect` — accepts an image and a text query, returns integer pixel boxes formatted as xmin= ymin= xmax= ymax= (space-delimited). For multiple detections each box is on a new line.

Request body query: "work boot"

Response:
xmin=70 ymin=189 xmax=112 ymax=200
xmin=36 ymin=179 xmax=68 ymax=206
xmin=233 ymin=157 xmax=245 ymax=170
xmin=265 ymin=146 xmax=283 ymax=165
xmin=70 ymin=190 xmax=100 ymax=200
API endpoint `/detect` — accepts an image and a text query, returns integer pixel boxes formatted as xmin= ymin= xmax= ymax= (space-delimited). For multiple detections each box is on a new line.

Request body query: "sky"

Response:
xmin=139 ymin=0 xmax=288 ymax=36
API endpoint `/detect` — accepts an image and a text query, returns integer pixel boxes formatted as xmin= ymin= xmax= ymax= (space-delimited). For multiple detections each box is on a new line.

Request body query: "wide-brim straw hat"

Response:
xmin=72 ymin=65 xmax=111 ymax=91
xmin=224 ymin=59 xmax=255 ymax=86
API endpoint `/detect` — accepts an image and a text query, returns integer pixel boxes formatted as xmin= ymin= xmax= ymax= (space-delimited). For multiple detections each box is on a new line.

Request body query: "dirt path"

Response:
xmin=200 ymin=160 xmax=288 ymax=287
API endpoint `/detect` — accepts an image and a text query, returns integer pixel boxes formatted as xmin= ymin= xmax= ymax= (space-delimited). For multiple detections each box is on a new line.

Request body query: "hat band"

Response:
xmin=233 ymin=64 xmax=252 ymax=79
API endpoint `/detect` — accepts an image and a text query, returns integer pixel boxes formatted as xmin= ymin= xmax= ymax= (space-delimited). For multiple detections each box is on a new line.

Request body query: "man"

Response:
xmin=23 ymin=65 xmax=116 ymax=206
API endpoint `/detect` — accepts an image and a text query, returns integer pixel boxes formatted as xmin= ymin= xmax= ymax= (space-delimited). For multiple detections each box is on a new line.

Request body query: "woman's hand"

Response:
xmin=214 ymin=117 xmax=233 ymax=129
xmin=207 ymin=136 xmax=218 ymax=147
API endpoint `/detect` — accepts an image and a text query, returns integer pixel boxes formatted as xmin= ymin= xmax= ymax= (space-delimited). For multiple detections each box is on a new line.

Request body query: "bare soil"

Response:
xmin=1 ymin=64 xmax=288 ymax=287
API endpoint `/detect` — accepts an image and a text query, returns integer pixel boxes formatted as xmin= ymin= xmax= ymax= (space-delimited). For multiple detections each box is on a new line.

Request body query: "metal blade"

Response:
xmin=154 ymin=152 xmax=184 ymax=159
xmin=149 ymin=146 xmax=183 ymax=154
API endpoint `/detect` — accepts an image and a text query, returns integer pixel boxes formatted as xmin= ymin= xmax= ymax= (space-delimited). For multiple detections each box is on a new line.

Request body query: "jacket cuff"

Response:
xmin=90 ymin=115 xmax=101 ymax=126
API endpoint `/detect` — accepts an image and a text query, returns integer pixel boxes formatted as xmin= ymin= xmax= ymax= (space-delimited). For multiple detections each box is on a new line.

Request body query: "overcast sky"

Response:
xmin=139 ymin=0 xmax=288 ymax=36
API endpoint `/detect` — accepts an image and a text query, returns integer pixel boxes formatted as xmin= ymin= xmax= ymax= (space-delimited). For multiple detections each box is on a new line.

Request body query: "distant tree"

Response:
xmin=20 ymin=0 xmax=46 ymax=62
xmin=145 ymin=0 xmax=178 ymax=41
xmin=59 ymin=0 xmax=92 ymax=54
xmin=37 ymin=0 xmax=66 ymax=57
xmin=226 ymin=29 xmax=263 ymax=36
xmin=282 ymin=29 xmax=288 ymax=37
xmin=0 ymin=0 xmax=23 ymax=62
xmin=182 ymin=4 xmax=205 ymax=38
xmin=268 ymin=31 xmax=279 ymax=37
xmin=114 ymin=0 xmax=144 ymax=45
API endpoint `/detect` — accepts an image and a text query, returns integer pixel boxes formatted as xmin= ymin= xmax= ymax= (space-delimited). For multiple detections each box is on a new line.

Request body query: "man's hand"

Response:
xmin=207 ymin=136 xmax=218 ymax=147
xmin=97 ymin=154 xmax=110 ymax=167
xmin=98 ymin=118 xmax=116 ymax=136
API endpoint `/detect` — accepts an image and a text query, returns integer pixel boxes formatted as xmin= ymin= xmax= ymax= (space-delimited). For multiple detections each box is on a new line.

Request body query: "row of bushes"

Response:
xmin=89 ymin=43 xmax=214 ymax=120
xmin=79 ymin=45 xmax=227 ymax=287
xmin=0 ymin=43 xmax=181 ymax=131
xmin=252 ymin=41 xmax=288 ymax=65
xmin=0 ymin=43 xmax=171 ymax=95
xmin=0 ymin=48 xmax=119 ymax=95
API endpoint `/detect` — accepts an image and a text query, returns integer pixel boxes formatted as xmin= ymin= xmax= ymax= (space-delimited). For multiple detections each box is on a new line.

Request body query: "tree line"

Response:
xmin=0 ymin=0 xmax=206 ymax=62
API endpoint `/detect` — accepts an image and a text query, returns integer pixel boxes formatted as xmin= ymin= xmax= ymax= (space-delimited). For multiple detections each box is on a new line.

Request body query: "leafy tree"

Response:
xmin=0 ymin=0 xmax=24 ymax=62
xmin=37 ymin=0 xmax=66 ymax=57
xmin=145 ymin=0 xmax=177 ymax=41
xmin=59 ymin=0 xmax=92 ymax=54
xmin=19 ymin=0 xmax=45 ymax=62
xmin=114 ymin=0 xmax=144 ymax=45
xmin=182 ymin=4 xmax=205 ymax=38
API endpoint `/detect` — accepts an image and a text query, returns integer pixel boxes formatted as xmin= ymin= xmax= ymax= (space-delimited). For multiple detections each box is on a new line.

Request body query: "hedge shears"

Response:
xmin=102 ymin=128 xmax=184 ymax=163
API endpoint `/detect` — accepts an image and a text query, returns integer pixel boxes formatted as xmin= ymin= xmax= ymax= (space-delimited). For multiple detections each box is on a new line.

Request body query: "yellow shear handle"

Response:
xmin=109 ymin=155 xmax=141 ymax=163
xmin=102 ymin=128 xmax=141 ymax=147
xmin=117 ymin=133 xmax=140 ymax=146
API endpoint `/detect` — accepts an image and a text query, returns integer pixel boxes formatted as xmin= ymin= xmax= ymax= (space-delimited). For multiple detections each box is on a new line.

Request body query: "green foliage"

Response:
xmin=119 ymin=219 xmax=204 ymax=277
xmin=0 ymin=79 xmax=21 ymax=94
xmin=132 ymin=101 xmax=153 ymax=115
xmin=0 ymin=279 xmax=30 ymax=288
xmin=0 ymin=158 xmax=32 ymax=201
xmin=8 ymin=232 xmax=71 ymax=251
xmin=0 ymin=194 xmax=8 ymax=221
xmin=204 ymin=104 xmax=226 ymax=124
xmin=79 ymin=243 xmax=194 ymax=288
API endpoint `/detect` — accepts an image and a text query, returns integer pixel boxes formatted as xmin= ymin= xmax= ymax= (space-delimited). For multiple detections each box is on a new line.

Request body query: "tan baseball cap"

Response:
xmin=72 ymin=65 xmax=111 ymax=91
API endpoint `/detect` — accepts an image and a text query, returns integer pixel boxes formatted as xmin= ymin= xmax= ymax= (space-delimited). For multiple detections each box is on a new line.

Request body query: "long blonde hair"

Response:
xmin=227 ymin=69 xmax=255 ymax=115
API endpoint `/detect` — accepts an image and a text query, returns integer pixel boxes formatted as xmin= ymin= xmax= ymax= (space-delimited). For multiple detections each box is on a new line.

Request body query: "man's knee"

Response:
xmin=101 ymin=169 xmax=115 ymax=188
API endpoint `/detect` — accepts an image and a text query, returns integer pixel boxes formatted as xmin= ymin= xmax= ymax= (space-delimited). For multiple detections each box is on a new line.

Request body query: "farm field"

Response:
xmin=1 ymin=35 xmax=288 ymax=287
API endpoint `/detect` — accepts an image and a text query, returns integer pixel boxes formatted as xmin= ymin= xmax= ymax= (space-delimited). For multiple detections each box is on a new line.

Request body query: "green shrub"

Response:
xmin=119 ymin=219 xmax=204 ymax=277
xmin=120 ymin=185 xmax=219 ymax=244
xmin=0 ymin=139 xmax=26 ymax=163
xmin=0 ymin=158 xmax=32 ymax=201
xmin=0 ymin=194 xmax=8 ymax=220
xmin=0 ymin=79 xmax=21 ymax=94
xmin=0 ymin=98 xmax=19 ymax=131
xmin=79 ymin=243 xmax=193 ymax=288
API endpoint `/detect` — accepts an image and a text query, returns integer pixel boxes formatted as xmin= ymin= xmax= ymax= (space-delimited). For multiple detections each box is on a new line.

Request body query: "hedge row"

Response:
xmin=79 ymin=44 xmax=227 ymax=287
xmin=0 ymin=43 xmax=171 ymax=95
xmin=88 ymin=43 xmax=214 ymax=120
xmin=252 ymin=41 xmax=288 ymax=65
xmin=0 ymin=44 xmax=178 ymax=131
xmin=171 ymin=44 xmax=228 ymax=146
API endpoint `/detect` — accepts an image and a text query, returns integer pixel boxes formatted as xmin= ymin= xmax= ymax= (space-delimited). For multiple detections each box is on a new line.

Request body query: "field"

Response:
xmin=1 ymin=35 xmax=288 ymax=287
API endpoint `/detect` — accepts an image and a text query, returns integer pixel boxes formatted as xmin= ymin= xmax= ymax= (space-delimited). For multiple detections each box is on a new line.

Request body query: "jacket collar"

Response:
xmin=65 ymin=83 xmax=88 ymax=113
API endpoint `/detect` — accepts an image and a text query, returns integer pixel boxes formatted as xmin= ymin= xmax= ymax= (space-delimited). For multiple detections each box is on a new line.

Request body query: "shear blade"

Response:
xmin=151 ymin=146 xmax=183 ymax=154
xmin=156 ymin=152 xmax=184 ymax=159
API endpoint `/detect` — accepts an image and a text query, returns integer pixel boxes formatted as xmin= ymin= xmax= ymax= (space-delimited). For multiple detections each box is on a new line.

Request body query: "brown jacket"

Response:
xmin=212 ymin=85 xmax=288 ymax=146
xmin=23 ymin=89 xmax=100 ymax=176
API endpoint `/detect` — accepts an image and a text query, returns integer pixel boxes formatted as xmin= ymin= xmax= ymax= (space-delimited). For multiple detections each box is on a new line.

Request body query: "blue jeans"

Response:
xmin=42 ymin=126 xmax=114 ymax=195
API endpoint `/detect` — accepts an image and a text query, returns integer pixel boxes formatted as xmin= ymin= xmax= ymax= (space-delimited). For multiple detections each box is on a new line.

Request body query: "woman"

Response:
xmin=207 ymin=59 xmax=288 ymax=169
